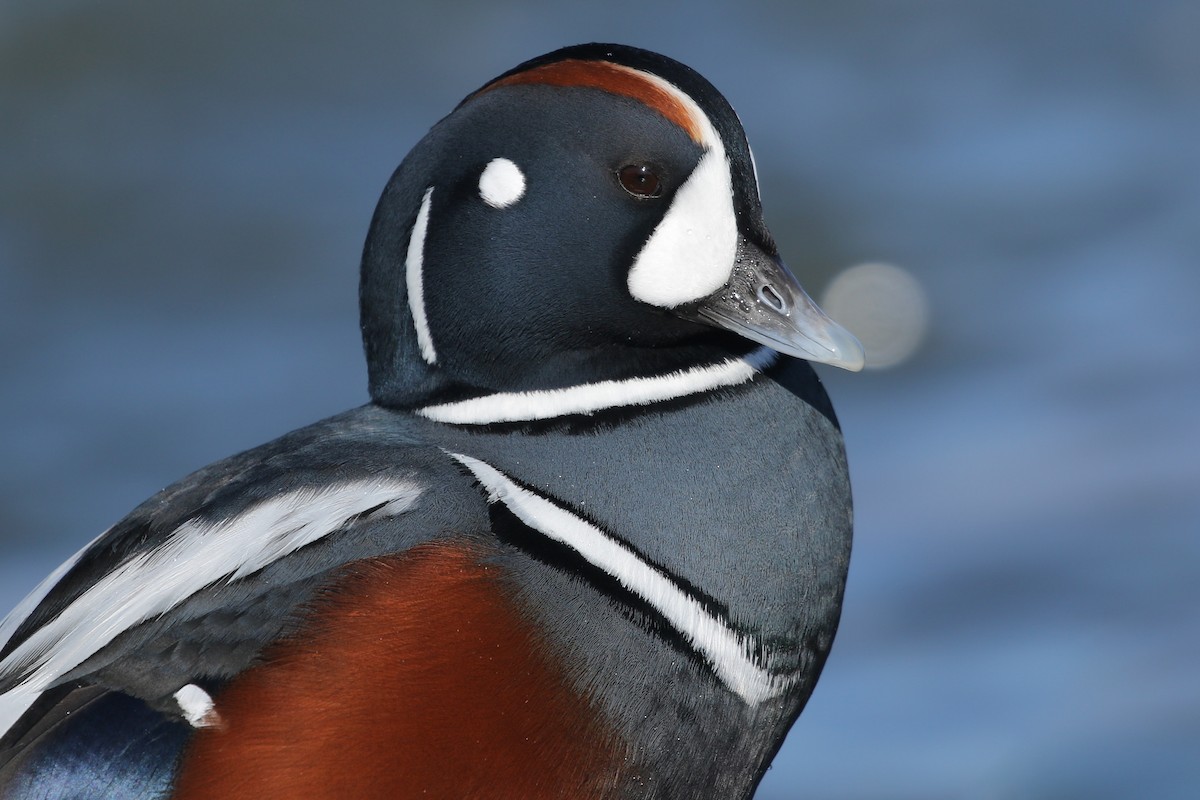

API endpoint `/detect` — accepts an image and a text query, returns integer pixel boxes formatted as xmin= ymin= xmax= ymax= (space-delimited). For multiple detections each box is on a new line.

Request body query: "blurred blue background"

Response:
xmin=2 ymin=1 xmax=1198 ymax=796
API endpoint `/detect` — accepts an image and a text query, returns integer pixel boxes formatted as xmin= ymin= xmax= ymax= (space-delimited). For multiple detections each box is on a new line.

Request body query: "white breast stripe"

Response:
xmin=406 ymin=186 xmax=438 ymax=364
xmin=448 ymin=452 xmax=793 ymax=705
xmin=0 ymin=478 xmax=422 ymax=738
xmin=419 ymin=346 xmax=777 ymax=425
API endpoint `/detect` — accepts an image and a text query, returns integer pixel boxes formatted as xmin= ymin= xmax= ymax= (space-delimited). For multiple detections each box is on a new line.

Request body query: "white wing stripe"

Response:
xmin=448 ymin=452 xmax=793 ymax=705
xmin=0 ymin=478 xmax=422 ymax=737
xmin=0 ymin=528 xmax=108 ymax=655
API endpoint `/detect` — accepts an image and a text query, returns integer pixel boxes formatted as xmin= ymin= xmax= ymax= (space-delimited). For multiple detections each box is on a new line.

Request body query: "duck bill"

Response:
xmin=675 ymin=237 xmax=865 ymax=371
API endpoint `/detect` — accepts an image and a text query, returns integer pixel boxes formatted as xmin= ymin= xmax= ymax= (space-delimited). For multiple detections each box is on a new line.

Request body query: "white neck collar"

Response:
xmin=417 ymin=346 xmax=778 ymax=425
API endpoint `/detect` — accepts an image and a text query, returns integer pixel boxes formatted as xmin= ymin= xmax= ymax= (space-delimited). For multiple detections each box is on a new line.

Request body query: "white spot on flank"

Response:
xmin=448 ymin=453 xmax=795 ymax=705
xmin=0 ymin=478 xmax=422 ymax=740
xmin=478 ymin=157 xmax=526 ymax=209
xmin=419 ymin=346 xmax=777 ymax=424
xmin=406 ymin=187 xmax=438 ymax=364
xmin=175 ymin=683 xmax=220 ymax=728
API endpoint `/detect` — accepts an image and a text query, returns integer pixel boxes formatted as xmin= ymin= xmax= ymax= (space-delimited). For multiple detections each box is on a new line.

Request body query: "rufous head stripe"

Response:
xmin=478 ymin=59 xmax=705 ymax=144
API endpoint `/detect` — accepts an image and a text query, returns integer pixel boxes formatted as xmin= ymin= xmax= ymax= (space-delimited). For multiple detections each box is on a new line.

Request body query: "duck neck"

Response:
xmin=412 ymin=345 xmax=777 ymax=426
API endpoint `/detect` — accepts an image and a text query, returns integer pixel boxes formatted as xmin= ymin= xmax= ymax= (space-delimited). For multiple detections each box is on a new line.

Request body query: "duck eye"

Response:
xmin=617 ymin=164 xmax=663 ymax=199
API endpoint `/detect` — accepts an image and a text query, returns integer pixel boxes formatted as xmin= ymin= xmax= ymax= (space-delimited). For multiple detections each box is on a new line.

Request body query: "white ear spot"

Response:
xmin=479 ymin=157 xmax=526 ymax=209
xmin=175 ymin=683 xmax=221 ymax=728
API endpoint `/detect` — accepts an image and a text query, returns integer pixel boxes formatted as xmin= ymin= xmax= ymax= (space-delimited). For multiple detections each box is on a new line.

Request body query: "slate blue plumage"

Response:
xmin=0 ymin=43 xmax=862 ymax=798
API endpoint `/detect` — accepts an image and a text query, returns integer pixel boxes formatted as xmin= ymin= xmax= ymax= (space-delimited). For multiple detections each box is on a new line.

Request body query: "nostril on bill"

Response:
xmin=757 ymin=283 xmax=787 ymax=314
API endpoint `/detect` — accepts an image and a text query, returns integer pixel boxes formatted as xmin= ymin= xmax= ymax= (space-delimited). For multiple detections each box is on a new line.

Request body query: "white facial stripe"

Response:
xmin=449 ymin=452 xmax=793 ymax=705
xmin=479 ymin=157 xmax=526 ymax=209
xmin=747 ymin=143 xmax=762 ymax=202
xmin=418 ymin=346 xmax=776 ymax=424
xmin=626 ymin=147 xmax=739 ymax=308
xmin=405 ymin=187 xmax=438 ymax=364
xmin=619 ymin=67 xmax=738 ymax=309
xmin=622 ymin=66 xmax=721 ymax=149
xmin=175 ymin=683 xmax=220 ymax=728
xmin=0 ymin=479 xmax=422 ymax=721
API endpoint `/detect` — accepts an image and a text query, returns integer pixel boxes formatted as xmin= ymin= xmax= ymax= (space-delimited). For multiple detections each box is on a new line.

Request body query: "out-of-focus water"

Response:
xmin=2 ymin=2 xmax=1197 ymax=796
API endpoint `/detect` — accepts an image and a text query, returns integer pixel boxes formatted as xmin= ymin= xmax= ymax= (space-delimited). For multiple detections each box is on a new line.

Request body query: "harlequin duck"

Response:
xmin=0 ymin=43 xmax=863 ymax=799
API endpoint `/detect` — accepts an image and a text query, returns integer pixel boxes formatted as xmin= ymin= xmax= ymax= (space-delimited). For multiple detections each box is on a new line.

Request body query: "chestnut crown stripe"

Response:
xmin=475 ymin=59 xmax=708 ymax=145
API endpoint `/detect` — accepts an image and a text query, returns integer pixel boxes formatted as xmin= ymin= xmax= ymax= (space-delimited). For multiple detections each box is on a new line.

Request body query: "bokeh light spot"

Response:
xmin=821 ymin=262 xmax=930 ymax=369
